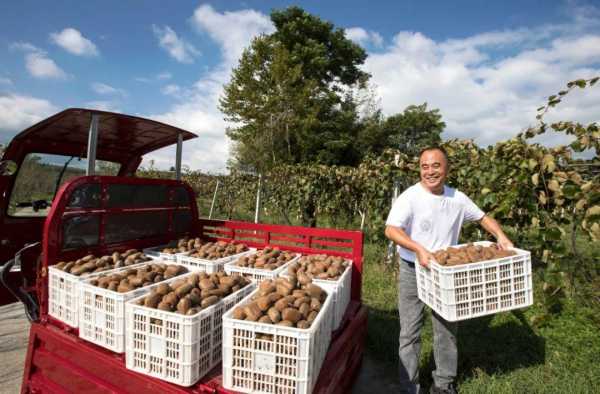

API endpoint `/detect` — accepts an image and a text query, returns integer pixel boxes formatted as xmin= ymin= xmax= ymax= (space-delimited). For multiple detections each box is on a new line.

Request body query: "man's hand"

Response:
xmin=497 ymin=235 xmax=514 ymax=250
xmin=416 ymin=247 xmax=436 ymax=268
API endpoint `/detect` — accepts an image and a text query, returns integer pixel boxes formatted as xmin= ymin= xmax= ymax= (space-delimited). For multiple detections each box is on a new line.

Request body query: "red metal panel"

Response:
xmin=39 ymin=176 xmax=199 ymax=318
xmin=198 ymin=219 xmax=363 ymax=301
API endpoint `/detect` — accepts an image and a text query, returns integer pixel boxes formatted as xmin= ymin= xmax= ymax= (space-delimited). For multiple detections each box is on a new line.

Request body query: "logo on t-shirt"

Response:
xmin=420 ymin=219 xmax=432 ymax=233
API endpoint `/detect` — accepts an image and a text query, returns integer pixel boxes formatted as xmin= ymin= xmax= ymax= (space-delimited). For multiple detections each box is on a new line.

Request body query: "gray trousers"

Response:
xmin=398 ymin=259 xmax=457 ymax=393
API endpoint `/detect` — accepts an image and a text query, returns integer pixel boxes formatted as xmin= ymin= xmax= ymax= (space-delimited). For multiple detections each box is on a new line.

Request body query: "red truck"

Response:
xmin=0 ymin=108 xmax=367 ymax=393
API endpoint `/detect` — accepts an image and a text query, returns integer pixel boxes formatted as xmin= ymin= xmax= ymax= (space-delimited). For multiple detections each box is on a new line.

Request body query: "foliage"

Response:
xmin=220 ymin=6 xmax=369 ymax=171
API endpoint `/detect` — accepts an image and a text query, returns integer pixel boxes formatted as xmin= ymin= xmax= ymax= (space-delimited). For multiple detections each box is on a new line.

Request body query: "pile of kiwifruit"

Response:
xmin=235 ymin=247 xmax=296 ymax=270
xmin=286 ymin=254 xmax=348 ymax=282
xmin=135 ymin=271 xmax=251 ymax=315
xmin=231 ymin=277 xmax=327 ymax=329
xmin=160 ymin=237 xmax=204 ymax=254
xmin=187 ymin=241 xmax=249 ymax=260
xmin=53 ymin=250 xmax=151 ymax=276
xmin=88 ymin=263 xmax=188 ymax=293
xmin=432 ymin=243 xmax=516 ymax=266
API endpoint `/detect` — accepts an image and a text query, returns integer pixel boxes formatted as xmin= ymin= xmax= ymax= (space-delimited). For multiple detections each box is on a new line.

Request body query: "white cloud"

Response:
xmin=136 ymin=71 xmax=172 ymax=83
xmin=152 ymin=25 xmax=200 ymax=63
xmin=84 ymin=100 xmax=121 ymax=112
xmin=50 ymin=28 xmax=99 ymax=57
xmin=10 ymin=42 xmax=68 ymax=80
xmin=145 ymin=5 xmax=274 ymax=172
xmin=0 ymin=93 xmax=57 ymax=138
xmin=190 ymin=4 xmax=273 ymax=65
xmin=25 ymin=52 xmax=68 ymax=79
xmin=91 ymin=82 xmax=127 ymax=96
xmin=346 ymin=27 xmax=384 ymax=48
xmin=363 ymin=15 xmax=600 ymax=147
xmin=0 ymin=77 xmax=12 ymax=85
xmin=157 ymin=72 xmax=172 ymax=80
xmin=161 ymin=84 xmax=182 ymax=97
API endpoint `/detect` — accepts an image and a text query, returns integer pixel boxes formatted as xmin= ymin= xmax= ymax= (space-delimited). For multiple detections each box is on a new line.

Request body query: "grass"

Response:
xmin=361 ymin=243 xmax=600 ymax=394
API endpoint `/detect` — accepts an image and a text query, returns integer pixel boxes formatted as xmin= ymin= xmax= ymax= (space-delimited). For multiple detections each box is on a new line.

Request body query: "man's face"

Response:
xmin=419 ymin=149 xmax=448 ymax=192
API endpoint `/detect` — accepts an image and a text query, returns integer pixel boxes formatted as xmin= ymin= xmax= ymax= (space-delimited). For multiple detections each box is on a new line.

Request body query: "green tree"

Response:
xmin=220 ymin=6 xmax=369 ymax=172
xmin=382 ymin=103 xmax=445 ymax=157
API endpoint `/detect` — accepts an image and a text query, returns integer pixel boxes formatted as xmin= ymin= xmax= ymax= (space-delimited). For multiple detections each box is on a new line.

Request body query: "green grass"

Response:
xmin=361 ymin=243 xmax=600 ymax=394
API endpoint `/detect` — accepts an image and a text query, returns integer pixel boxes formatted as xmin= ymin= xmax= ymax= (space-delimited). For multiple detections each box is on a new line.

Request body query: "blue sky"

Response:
xmin=1 ymin=1 xmax=599 ymax=171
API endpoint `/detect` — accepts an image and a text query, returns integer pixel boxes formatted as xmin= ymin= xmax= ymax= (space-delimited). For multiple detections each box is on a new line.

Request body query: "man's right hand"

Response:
xmin=416 ymin=247 xmax=436 ymax=268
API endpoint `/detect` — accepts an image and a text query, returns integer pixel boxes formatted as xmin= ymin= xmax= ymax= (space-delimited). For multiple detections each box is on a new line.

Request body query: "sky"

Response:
xmin=1 ymin=0 xmax=599 ymax=172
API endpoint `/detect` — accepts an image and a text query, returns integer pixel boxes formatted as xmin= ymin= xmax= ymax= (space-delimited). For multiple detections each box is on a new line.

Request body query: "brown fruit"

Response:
xmin=282 ymin=308 xmax=301 ymax=324
xmin=175 ymin=284 xmax=193 ymax=298
xmin=267 ymin=307 xmax=281 ymax=323
xmin=243 ymin=303 xmax=262 ymax=321
xmin=256 ymin=296 xmax=272 ymax=312
xmin=144 ymin=293 xmax=162 ymax=308
xmin=201 ymin=295 xmax=219 ymax=309
xmin=296 ymin=320 xmax=310 ymax=329
xmin=157 ymin=301 xmax=173 ymax=311
xmin=232 ymin=307 xmax=246 ymax=320
xmin=258 ymin=315 xmax=273 ymax=324
xmin=177 ymin=297 xmax=192 ymax=314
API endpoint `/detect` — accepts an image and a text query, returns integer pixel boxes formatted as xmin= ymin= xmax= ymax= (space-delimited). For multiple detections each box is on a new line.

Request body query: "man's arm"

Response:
xmin=385 ymin=225 xmax=436 ymax=267
xmin=479 ymin=215 xmax=514 ymax=250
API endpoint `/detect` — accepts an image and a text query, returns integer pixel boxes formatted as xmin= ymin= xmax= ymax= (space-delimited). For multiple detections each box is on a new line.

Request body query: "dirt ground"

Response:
xmin=0 ymin=302 xmax=396 ymax=394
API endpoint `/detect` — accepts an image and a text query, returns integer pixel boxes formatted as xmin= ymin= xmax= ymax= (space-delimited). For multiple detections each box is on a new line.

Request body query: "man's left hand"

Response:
xmin=497 ymin=236 xmax=514 ymax=250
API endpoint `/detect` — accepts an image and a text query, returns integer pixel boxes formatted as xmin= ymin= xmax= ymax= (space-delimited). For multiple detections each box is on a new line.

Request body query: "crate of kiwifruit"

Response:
xmin=48 ymin=249 xmax=152 ymax=328
xmin=222 ymin=277 xmax=333 ymax=394
xmin=125 ymin=271 xmax=254 ymax=386
xmin=285 ymin=254 xmax=352 ymax=332
xmin=416 ymin=241 xmax=532 ymax=322
xmin=177 ymin=240 xmax=255 ymax=273
xmin=78 ymin=262 xmax=190 ymax=352
xmin=143 ymin=236 xmax=205 ymax=261
xmin=224 ymin=246 xmax=301 ymax=282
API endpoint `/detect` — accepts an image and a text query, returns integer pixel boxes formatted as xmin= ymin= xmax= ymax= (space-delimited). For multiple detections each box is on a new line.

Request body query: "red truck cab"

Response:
xmin=0 ymin=108 xmax=367 ymax=393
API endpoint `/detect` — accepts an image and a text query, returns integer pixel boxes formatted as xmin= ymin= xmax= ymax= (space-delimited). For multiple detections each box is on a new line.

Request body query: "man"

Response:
xmin=384 ymin=146 xmax=513 ymax=394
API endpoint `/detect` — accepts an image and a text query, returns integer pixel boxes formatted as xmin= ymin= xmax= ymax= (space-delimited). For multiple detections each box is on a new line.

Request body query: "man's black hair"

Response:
xmin=419 ymin=146 xmax=448 ymax=163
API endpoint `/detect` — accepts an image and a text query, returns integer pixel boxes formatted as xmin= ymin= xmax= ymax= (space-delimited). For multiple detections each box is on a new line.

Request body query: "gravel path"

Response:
xmin=0 ymin=303 xmax=30 ymax=394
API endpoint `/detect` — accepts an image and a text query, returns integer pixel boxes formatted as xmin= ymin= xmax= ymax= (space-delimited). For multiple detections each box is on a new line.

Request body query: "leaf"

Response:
xmin=536 ymin=106 xmax=545 ymax=111
xmin=590 ymin=76 xmax=599 ymax=86
xmin=481 ymin=187 xmax=491 ymax=195
xmin=539 ymin=191 xmax=547 ymax=205
xmin=547 ymin=179 xmax=560 ymax=192
xmin=545 ymin=227 xmax=562 ymax=241
xmin=581 ymin=181 xmax=593 ymax=193
xmin=574 ymin=79 xmax=587 ymax=88
xmin=531 ymin=173 xmax=539 ymax=186
xmin=575 ymin=199 xmax=587 ymax=211
xmin=586 ymin=205 xmax=600 ymax=219
xmin=561 ymin=181 xmax=580 ymax=199
xmin=542 ymin=154 xmax=555 ymax=172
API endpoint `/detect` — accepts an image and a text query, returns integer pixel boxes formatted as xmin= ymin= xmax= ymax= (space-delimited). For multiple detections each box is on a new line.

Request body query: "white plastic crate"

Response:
xmin=416 ymin=241 xmax=533 ymax=322
xmin=78 ymin=263 xmax=188 ymax=352
xmin=312 ymin=263 xmax=352 ymax=332
xmin=143 ymin=245 xmax=181 ymax=262
xmin=222 ymin=287 xmax=333 ymax=394
xmin=224 ymin=253 xmax=301 ymax=282
xmin=177 ymin=248 xmax=256 ymax=273
xmin=125 ymin=280 xmax=256 ymax=387
xmin=48 ymin=263 xmax=145 ymax=328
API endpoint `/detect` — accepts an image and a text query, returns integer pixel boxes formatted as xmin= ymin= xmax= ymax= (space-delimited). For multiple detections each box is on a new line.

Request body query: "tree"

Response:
xmin=382 ymin=103 xmax=445 ymax=157
xmin=220 ymin=6 xmax=370 ymax=172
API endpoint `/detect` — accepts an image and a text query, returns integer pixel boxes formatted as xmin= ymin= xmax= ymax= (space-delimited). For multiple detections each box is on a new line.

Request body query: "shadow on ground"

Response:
xmin=363 ymin=305 xmax=545 ymax=391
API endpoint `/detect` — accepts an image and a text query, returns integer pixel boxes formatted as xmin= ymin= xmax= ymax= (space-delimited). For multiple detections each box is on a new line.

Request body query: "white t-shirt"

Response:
xmin=385 ymin=182 xmax=485 ymax=263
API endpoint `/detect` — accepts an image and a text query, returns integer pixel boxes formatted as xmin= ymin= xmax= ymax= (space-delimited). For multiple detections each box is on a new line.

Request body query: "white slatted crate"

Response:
xmin=48 ymin=263 xmax=145 ymax=328
xmin=177 ymin=249 xmax=256 ymax=273
xmin=143 ymin=245 xmax=181 ymax=262
xmin=416 ymin=241 xmax=533 ymax=322
xmin=224 ymin=253 xmax=301 ymax=282
xmin=78 ymin=263 xmax=188 ymax=352
xmin=222 ymin=287 xmax=333 ymax=394
xmin=125 ymin=281 xmax=256 ymax=387
xmin=312 ymin=263 xmax=352 ymax=332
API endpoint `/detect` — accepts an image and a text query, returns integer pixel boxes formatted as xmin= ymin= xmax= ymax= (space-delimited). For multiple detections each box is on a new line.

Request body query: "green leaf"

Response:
xmin=574 ymin=79 xmax=587 ymax=88
xmin=590 ymin=76 xmax=599 ymax=86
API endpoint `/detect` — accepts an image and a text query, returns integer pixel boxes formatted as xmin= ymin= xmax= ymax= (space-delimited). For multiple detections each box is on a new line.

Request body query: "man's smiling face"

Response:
xmin=419 ymin=148 xmax=448 ymax=194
